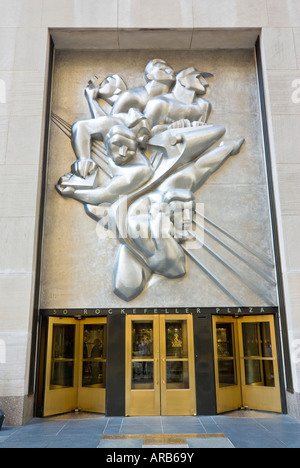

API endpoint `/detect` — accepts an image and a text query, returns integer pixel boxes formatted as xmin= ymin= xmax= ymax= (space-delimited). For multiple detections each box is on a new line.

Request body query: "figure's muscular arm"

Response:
xmin=158 ymin=138 xmax=245 ymax=193
xmin=59 ymin=160 xmax=153 ymax=205
xmin=85 ymin=84 xmax=107 ymax=119
xmin=111 ymin=87 xmax=148 ymax=115
xmin=143 ymin=98 xmax=170 ymax=128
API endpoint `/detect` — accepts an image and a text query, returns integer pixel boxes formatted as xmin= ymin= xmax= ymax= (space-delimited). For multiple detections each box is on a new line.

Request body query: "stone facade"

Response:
xmin=0 ymin=0 xmax=299 ymax=425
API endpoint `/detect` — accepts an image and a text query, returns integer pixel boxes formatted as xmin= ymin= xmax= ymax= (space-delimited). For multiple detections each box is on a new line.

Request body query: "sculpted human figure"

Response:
xmin=110 ymin=59 xmax=176 ymax=115
xmin=69 ymin=62 xmax=174 ymax=179
xmin=84 ymin=59 xmax=175 ymax=120
xmin=70 ymin=109 xmax=150 ymax=179
xmin=85 ymin=74 xmax=127 ymax=119
xmin=143 ymin=67 xmax=213 ymax=135
xmin=55 ymin=58 xmax=246 ymax=302
xmin=112 ymin=135 xmax=245 ymax=301
xmin=57 ymin=125 xmax=153 ymax=205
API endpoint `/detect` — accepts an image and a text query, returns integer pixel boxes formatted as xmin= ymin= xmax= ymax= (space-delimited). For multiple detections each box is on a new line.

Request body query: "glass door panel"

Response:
xmin=50 ymin=324 xmax=76 ymax=389
xmin=131 ymin=321 xmax=154 ymax=390
xmin=126 ymin=316 xmax=160 ymax=416
xmin=216 ymin=323 xmax=237 ymax=388
xmin=213 ymin=315 xmax=282 ymax=414
xmin=78 ymin=318 xmax=107 ymax=413
xmin=165 ymin=320 xmax=189 ymax=390
xmin=126 ymin=315 xmax=196 ymax=416
xmin=238 ymin=316 xmax=281 ymax=413
xmin=44 ymin=317 xmax=107 ymax=417
xmin=82 ymin=323 xmax=106 ymax=388
xmin=44 ymin=318 xmax=79 ymax=417
xmin=160 ymin=315 xmax=196 ymax=416
xmin=213 ymin=316 xmax=242 ymax=414
xmin=242 ymin=322 xmax=275 ymax=387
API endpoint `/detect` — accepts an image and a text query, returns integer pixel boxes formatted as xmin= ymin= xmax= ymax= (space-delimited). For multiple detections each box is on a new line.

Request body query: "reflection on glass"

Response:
xmin=132 ymin=362 xmax=154 ymax=389
xmin=166 ymin=361 xmax=189 ymax=389
xmin=242 ymin=322 xmax=275 ymax=387
xmin=82 ymin=324 xmax=106 ymax=388
xmin=217 ymin=324 xmax=234 ymax=357
xmin=218 ymin=360 xmax=236 ymax=387
xmin=50 ymin=325 xmax=75 ymax=389
xmin=131 ymin=322 xmax=154 ymax=390
xmin=244 ymin=360 xmax=275 ymax=387
xmin=242 ymin=323 xmax=272 ymax=358
xmin=82 ymin=362 xmax=106 ymax=388
xmin=216 ymin=323 xmax=237 ymax=388
xmin=165 ymin=321 xmax=189 ymax=390
xmin=132 ymin=322 xmax=153 ymax=358
xmin=165 ymin=321 xmax=187 ymax=358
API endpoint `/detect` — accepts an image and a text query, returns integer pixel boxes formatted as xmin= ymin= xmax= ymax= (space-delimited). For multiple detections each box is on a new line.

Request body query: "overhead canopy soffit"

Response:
xmin=50 ymin=28 xmax=261 ymax=50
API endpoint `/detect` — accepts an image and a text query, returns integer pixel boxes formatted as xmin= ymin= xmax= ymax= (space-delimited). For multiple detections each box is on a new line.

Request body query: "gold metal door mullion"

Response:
xmin=75 ymin=321 xmax=83 ymax=410
xmin=125 ymin=316 xmax=132 ymax=416
xmin=234 ymin=318 xmax=243 ymax=406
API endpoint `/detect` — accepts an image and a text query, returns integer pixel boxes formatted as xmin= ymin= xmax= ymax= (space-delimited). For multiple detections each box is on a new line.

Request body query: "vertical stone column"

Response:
xmin=261 ymin=0 xmax=300 ymax=417
xmin=0 ymin=0 xmax=48 ymax=425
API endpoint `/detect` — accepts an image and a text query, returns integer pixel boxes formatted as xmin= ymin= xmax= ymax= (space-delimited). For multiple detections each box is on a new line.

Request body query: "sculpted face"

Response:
xmin=178 ymin=67 xmax=211 ymax=95
xmin=107 ymin=127 xmax=138 ymax=166
xmin=145 ymin=59 xmax=176 ymax=86
xmin=99 ymin=74 xmax=127 ymax=100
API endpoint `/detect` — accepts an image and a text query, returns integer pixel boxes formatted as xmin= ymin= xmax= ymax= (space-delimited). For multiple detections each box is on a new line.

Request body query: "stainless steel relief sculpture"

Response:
xmin=54 ymin=59 xmax=276 ymax=304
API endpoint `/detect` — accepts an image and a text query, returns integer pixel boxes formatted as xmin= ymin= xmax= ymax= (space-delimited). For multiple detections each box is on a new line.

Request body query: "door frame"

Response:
xmin=212 ymin=314 xmax=283 ymax=414
xmin=125 ymin=314 xmax=196 ymax=416
xmin=43 ymin=316 xmax=107 ymax=417
xmin=212 ymin=315 xmax=242 ymax=414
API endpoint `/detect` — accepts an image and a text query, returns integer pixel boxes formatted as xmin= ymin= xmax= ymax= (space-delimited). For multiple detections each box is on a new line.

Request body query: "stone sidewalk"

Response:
xmin=1 ymin=412 xmax=300 ymax=448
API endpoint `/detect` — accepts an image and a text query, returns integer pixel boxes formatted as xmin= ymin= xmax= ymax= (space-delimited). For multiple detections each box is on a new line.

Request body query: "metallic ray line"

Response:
xmin=51 ymin=113 xmax=72 ymax=133
xmin=188 ymin=231 xmax=276 ymax=306
xmin=52 ymin=118 xmax=72 ymax=139
xmin=193 ymin=218 xmax=276 ymax=286
xmin=51 ymin=114 xmax=110 ymax=172
xmin=182 ymin=245 xmax=244 ymax=306
xmin=51 ymin=113 xmax=72 ymax=130
xmin=195 ymin=209 xmax=274 ymax=267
